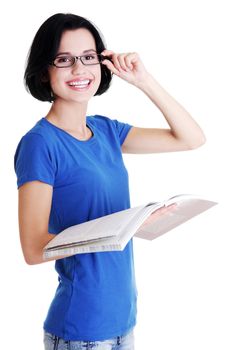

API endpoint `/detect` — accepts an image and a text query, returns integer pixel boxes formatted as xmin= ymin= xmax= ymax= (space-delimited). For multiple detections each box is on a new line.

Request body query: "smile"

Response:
xmin=66 ymin=79 xmax=92 ymax=90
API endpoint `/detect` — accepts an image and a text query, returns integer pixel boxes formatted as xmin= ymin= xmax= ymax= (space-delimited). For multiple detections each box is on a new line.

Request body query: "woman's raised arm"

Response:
xmin=101 ymin=50 xmax=206 ymax=154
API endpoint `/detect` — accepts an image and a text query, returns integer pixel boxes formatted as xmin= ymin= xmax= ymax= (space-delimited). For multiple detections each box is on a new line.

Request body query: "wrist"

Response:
xmin=135 ymin=73 xmax=162 ymax=97
xmin=135 ymin=73 xmax=157 ymax=90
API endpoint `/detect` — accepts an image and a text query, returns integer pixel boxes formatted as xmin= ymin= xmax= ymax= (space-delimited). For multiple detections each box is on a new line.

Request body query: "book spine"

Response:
xmin=43 ymin=243 xmax=123 ymax=259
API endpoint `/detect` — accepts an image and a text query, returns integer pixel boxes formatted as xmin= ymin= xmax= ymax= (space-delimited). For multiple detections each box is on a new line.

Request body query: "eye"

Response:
xmin=55 ymin=56 xmax=73 ymax=63
xmin=84 ymin=54 xmax=96 ymax=60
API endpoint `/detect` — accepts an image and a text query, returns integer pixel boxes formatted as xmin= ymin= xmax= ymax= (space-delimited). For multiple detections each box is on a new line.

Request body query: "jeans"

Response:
xmin=43 ymin=329 xmax=134 ymax=350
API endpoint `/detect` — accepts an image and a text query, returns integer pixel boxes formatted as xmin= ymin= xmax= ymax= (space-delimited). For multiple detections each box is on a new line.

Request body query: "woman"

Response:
xmin=14 ymin=13 xmax=205 ymax=350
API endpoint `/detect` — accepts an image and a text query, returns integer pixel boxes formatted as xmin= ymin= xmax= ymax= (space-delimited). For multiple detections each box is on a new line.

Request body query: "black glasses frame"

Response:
xmin=51 ymin=54 xmax=112 ymax=68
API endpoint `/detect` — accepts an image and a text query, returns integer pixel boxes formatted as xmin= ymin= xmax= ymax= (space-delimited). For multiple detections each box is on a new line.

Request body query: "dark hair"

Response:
xmin=24 ymin=13 xmax=112 ymax=102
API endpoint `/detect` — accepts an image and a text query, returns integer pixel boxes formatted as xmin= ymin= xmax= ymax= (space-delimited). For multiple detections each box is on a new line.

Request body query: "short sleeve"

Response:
xmin=14 ymin=132 xmax=56 ymax=189
xmin=112 ymin=119 xmax=133 ymax=146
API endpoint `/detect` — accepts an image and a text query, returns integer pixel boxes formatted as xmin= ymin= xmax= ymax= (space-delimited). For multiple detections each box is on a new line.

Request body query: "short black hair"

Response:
xmin=24 ymin=13 xmax=112 ymax=102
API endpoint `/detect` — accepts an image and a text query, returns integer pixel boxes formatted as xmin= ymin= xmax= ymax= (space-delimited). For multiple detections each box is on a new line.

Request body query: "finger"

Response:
xmin=100 ymin=50 xmax=117 ymax=66
xmin=118 ymin=54 xmax=130 ymax=72
xmin=101 ymin=49 xmax=115 ymax=56
xmin=151 ymin=203 xmax=177 ymax=216
xmin=101 ymin=50 xmax=122 ymax=73
xmin=110 ymin=53 xmax=123 ymax=72
xmin=165 ymin=203 xmax=177 ymax=210
xmin=101 ymin=59 xmax=121 ymax=76
xmin=125 ymin=53 xmax=137 ymax=70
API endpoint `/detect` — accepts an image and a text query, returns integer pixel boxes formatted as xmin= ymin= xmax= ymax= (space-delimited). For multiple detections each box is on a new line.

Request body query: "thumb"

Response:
xmin=101 ymin=58 xmax=119 ymax=76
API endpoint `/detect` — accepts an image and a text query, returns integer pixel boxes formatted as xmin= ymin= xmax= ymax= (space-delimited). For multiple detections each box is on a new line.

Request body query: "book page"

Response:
xmin=44 ymin=205 xmax=145 ymax=250
xmin=135 ymin=198 xmax=217 ymax=240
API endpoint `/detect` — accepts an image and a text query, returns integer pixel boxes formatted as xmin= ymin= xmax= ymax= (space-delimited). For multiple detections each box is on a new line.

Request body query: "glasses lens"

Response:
xmin=53 ymin=56 xmax=75 ymax=67
xmin=81 ymin=54 xmax=100 ymax=65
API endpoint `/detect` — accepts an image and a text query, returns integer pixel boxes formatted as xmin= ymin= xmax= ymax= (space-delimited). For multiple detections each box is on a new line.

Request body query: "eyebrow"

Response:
xmin=56 ymin=49 xmax=97 ymax=56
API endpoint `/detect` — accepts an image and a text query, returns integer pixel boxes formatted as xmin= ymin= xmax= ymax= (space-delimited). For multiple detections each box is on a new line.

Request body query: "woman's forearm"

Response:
xmin=136 ymin=74 xmax=206 ymax=149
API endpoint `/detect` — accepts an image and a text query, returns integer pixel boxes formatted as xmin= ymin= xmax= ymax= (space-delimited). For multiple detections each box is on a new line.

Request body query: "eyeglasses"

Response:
xmin=51 ymin=53 xmax=109 ymax=68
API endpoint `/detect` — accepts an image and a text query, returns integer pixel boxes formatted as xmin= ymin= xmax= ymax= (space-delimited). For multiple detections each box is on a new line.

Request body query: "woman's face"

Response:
xmin=48 ymin=28 xmax=102 ymax=104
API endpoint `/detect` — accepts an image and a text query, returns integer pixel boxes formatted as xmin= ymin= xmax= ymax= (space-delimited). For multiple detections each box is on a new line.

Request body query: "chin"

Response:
xmin=56 ymin=84 xmax=100 ymax=104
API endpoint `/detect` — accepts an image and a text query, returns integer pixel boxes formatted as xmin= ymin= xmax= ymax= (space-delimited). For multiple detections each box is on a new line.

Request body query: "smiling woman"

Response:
xmin=24 ymin=13 xmax=112 ymax=102
xmin=47 ymin=28 xmax=102 ymax=103
xmin=14 ymin=11 xmax=205 ymax=350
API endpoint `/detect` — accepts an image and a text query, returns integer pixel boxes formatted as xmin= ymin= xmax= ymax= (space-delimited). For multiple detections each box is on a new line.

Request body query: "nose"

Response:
xmin=71 ymin=57 xmax=86 ymax=74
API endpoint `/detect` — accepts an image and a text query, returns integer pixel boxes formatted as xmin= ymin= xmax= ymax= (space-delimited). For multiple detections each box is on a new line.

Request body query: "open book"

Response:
xmin=43 ymin=194 xmax=217 ymax=258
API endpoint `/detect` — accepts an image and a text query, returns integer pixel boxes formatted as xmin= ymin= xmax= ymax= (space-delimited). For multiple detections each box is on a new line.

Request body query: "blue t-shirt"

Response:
xmin=14 ymin=115 xmax=137 ymax=341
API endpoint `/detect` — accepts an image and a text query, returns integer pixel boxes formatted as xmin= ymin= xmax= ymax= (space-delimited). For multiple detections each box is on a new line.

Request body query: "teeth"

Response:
xmin=68 ymin=80 xmax=90 ymax=86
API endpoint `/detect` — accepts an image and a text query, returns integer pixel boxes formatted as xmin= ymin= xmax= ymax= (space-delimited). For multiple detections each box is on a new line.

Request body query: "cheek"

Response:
xmin=89 ymin=66 xmax=102 ymax=93
xmin=94 ymin=66 xmax=102 ymax=85
xmin=48 ymin=70 xmax=61 ymax=93
xmin=50 ymin=75 xmax=69 ymax=97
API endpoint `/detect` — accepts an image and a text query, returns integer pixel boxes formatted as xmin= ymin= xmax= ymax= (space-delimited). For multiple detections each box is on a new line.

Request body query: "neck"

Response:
xmin=46 ymin=99 xmax=89 ymax=134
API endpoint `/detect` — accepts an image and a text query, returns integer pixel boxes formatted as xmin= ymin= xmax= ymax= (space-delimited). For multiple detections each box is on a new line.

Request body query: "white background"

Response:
xmin=1 ymin=0 xmax=232 ymax=349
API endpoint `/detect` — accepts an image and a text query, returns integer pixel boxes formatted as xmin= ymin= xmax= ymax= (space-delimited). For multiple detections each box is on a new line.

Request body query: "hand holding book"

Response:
xmin=43 ymin=194 xmax=217 ymax=258
xmin=139 ymin=203 xmax=177 ymax=230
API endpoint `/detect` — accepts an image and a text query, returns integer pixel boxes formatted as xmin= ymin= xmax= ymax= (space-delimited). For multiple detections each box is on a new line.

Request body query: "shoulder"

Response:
xmin=16 ymin=118 xmax=56 ymax=150
xmin=88 ymin=114 xmax=114 ymax=127
xmin=88 ymin=115 xmax=133 ymax=146
xmin=87 ymin=115 xmax=118 ymax=136
xmin=14 ymin=119 xmax=56 ymax=167
xmin=14 ymin=121 xmax=57 ymax=188
xmin=88 ymin=114 xmax=131 ymax=132
xmin=26 ymin=118 xmax=54 ymax=140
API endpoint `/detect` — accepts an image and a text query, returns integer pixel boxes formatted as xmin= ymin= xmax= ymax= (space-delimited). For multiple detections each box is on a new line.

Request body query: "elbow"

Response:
xmin=24 ymin=255 xmax=38 ymax=265
xmin=189 ymin=134 xmax=206 ymax=150
xmin=24 ymin=258 xmax=38 ymax=265
xmin=184 ymin=131 xmax=206 ymax=150
xmin=23 ymin=250 xmax=43 ymax=265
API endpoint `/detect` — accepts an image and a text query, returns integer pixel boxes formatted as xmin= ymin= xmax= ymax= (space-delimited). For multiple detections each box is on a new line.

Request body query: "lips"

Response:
xmin=66 ymin=78 xmax=92 ymax=90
